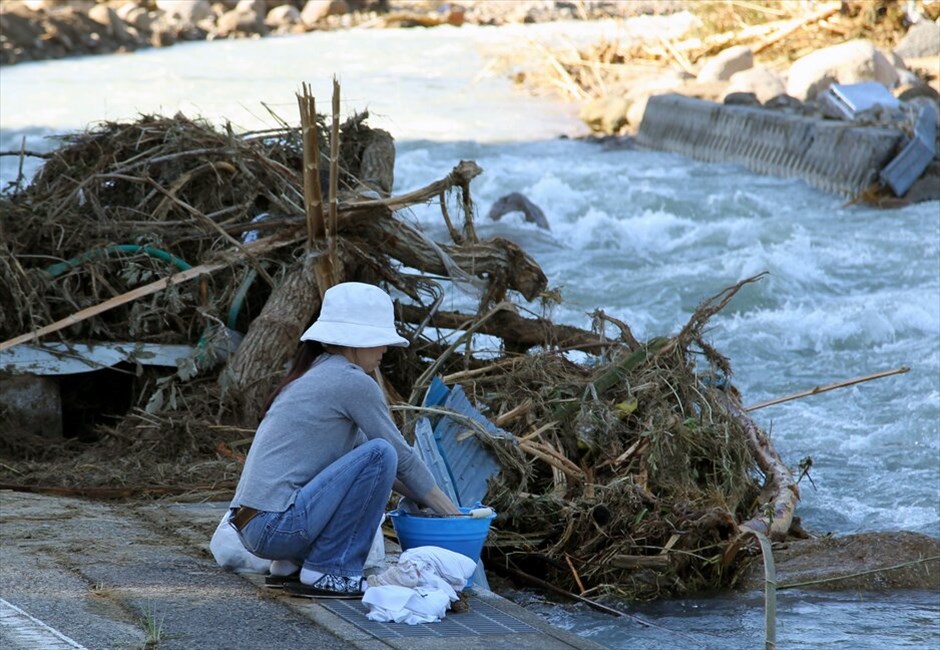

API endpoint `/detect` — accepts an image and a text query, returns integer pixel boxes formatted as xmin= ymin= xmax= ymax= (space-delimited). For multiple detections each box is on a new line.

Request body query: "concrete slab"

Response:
xmin=0 ymin=492 xmax=604 ymax=650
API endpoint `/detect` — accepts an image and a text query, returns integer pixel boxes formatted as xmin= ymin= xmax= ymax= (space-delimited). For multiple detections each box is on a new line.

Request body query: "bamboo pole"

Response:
xmin=328 ymin=76 xmax=340 ymax=280
xmin=296 ymin=83 xmax=325 ymax=247
xmin=744 ymin=367 xmax=910 ymax=412
xmin=297 ymin=81 xmax=337 ymax=295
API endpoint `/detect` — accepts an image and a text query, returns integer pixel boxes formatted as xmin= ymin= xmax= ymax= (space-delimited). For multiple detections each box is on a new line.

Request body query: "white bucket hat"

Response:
xmin=300 ymin=282 xmax=409 ymax=348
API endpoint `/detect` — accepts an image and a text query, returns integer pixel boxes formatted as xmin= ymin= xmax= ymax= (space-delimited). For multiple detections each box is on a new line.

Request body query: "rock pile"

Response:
xmin=0 ymin=0 xmax=675 ymax=66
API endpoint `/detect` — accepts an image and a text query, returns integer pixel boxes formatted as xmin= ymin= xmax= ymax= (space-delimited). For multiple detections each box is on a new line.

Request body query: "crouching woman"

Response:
xmin=228 ymin=282 xmax=459 ymax=599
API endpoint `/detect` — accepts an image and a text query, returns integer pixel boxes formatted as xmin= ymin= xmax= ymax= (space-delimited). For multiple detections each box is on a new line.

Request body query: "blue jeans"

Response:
xmin=234 ymin=438 xmax=395 ymax=575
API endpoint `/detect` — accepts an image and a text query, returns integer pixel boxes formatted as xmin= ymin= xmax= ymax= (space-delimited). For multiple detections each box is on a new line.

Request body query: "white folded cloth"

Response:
xmin=362 ymin=545 xmax=479 ymax=625
xmin=399 ymin=546 xmax=477 ymax=591
xmin=362 ymin=585 xmax=451 ymax=625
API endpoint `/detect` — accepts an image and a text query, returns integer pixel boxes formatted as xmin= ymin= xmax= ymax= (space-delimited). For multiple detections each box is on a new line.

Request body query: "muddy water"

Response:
xmin=1 ymin=17 xmax=937 ymax=649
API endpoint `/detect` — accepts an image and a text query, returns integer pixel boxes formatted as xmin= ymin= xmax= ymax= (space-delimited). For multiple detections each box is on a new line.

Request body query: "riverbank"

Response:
xmin=0 ymin=0 xmax=671 ymax=66
xmin=0 ymin=490 xmax=602 ymax=649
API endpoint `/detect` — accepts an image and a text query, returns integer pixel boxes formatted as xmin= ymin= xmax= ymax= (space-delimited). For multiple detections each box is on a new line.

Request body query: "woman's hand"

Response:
xmin=422 ymin=485 xmax=462 ymax=516
xmin=394 ymin=480 xmax=461 ymax=515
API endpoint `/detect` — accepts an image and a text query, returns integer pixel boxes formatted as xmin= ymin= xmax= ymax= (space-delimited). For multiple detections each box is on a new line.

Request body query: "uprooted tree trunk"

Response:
xmin=219 ymin=255 xmax=320 ymax=423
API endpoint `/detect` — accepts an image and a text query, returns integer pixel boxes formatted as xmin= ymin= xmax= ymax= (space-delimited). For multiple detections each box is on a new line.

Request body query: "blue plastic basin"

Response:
xmin=389 ymin=507 xmax=495 ymax=585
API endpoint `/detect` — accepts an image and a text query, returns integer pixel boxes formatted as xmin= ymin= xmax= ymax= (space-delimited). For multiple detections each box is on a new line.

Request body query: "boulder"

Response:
xmin=148 ymin=15 xmax=179 ymax=47
xmin=88 ymin=4 xmax=135 ymax=43
xmin=725 ymin=66 xmax=786 ymax=104
xmin=579 ymin=96 xmax=631 ymax=134
xmin=626 ymin=69 xmax=691 ymax=100
xmin=446 ymin=4 xmax=466 ymax=27
xmin=156 ymin=0 xmax=212 ymax=27
xmin=897 ymin=83 xmax=940 ymax=104
xmin=116 ymin=4 xmax=156 ymax=32
xmin=300 ymin=0 xmax=348 ymax=27
xmin=21 ymin=0 xmax=59 ymax=10
xmin=741 ymin=532 xmax=940 ymax=592
xmin=786 ymin=39 xmax=899 ymax=101
xmin=23 ymin=0 xmax=93 ymax=11
xmin=217 ymin=6 xmax=267 ymax=36
xmin=886 ymin=49 xmax=908 ymax=71
xmin=697 ymin=45 xmax=753 ymax=82
xmin=235 ymin=0 xmax=267 ymax=17
xmin=763 ymin=93 xmax=805 ymax=114
xmin=87 ymin=4 xmax=114 ymax=27
xmin=265 ymin=4 xmax=301 ymax=28
xmin=723 ymin=91 xmax=760 ymax=106
xmin=488 ymin=193 xmax=550 ymax=230
xmin=894 ymin=19 xmax=940 ymax=61
xmin=895 ymin=67 xmax=924 ymax=88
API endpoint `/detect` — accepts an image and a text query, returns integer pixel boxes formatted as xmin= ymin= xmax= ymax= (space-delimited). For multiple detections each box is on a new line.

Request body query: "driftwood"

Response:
xmin=358 ymin=128 xmax=395 ymax=197
xmin=343 ymin=210 xmax=547 ymax=301
xmin=219 ymin=256 xmax=321 ymax=423
xmin=343 ymin=159 xmax=482 ymax=213
xmin=397 ymin=304 xmax=603 ymax=352
xmin=722 ymin=391 xmax=800 ymax=541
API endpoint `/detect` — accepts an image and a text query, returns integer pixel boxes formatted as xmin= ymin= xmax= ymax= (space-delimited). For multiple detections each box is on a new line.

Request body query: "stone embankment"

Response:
xmin=0 ymin=0 xmax=662 ymax=66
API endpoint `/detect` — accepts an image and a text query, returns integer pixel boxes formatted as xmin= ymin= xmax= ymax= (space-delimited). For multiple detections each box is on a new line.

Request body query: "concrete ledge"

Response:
xmin=637 ymin=93 xmax=904 ymax=196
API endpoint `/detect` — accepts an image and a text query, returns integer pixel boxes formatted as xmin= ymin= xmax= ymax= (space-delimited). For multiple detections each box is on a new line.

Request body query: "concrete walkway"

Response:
xmin=0 ymin=491 xmax=603 ymax=649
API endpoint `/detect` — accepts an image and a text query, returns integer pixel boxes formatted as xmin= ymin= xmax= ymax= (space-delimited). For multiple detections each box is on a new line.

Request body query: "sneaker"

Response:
xmin=264 ymin=570 xmax=301 ymax=589
xmin=284 ymin=574 xmax=364 ymax=600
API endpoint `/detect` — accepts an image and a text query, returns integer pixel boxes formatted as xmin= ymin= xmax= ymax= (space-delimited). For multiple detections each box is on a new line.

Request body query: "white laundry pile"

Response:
xmin=362 ymin=546 xmax=477 ymax=625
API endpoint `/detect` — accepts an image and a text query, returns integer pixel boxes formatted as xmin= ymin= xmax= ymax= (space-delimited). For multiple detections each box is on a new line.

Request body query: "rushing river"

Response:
xmin=1 ymin=16 xmax=937 ymax=649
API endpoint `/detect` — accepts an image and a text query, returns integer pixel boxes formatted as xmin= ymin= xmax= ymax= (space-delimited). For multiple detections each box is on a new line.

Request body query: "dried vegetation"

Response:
xmin=502 ymin=0 xmax=930 ymax=103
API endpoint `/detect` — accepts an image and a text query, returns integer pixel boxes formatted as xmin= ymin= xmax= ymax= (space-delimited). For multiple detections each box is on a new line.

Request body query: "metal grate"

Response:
xmin=320 ymin=594 xmax=539 ymax=639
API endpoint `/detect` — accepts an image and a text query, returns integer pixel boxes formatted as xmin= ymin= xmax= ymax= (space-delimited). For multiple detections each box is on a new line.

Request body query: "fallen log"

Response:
xmin=219 ymin=255 xmax=321 ymax=423
xmin=350 ymin=210 xmax=547 ymax=302
xmin=720 ymin=391 xmax=800 ymax=541
xmin=397 ymin=304 xmax=601 ymax=352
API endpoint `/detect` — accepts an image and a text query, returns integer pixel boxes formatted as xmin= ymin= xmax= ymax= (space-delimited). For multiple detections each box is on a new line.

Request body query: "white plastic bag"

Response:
xmin=364 ymin=514 xmax=387 ymax=570
xmin=209 ymin=510 xmax=272 ymax=574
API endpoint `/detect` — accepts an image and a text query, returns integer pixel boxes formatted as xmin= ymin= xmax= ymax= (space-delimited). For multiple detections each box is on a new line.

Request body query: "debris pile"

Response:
xmin=504 ymin=0 xmax=937 ymax=105
xmin=0 ymin=108 xmax=796 ymax=599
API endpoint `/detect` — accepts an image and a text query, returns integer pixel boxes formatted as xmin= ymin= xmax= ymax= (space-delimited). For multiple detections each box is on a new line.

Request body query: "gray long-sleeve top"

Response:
xmin=230 ymin=353 xmax=435 ymax=512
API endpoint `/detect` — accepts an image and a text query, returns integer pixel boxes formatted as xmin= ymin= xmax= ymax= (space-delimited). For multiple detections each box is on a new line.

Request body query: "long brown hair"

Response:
xmin=260 ymin=339 xmax=326 ymax=417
